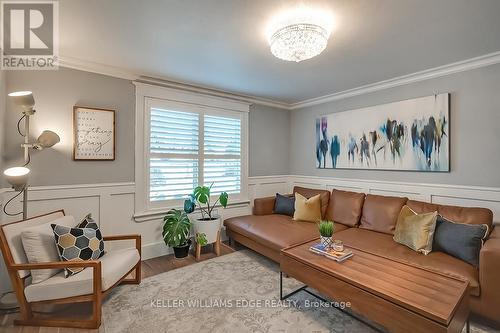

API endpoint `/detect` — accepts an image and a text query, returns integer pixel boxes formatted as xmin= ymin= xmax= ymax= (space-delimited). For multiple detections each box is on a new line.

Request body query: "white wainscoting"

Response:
xmin=0 ymin=175 xmax=499 ymax=293
xmin=0 ymin=176 xmax=282 ymax=262
xmin=288 ymin=175 xmax=500 ymax=224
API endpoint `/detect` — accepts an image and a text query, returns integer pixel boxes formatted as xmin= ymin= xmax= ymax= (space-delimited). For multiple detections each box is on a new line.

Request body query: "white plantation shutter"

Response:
xmin=204 ymin=115 xmax=241 ymax=195
xmin=148 ymin=107 xmax=243 ymax=203
xmin=150 ymin=109 xmax=199 ymax=155
xmin=149 ymin=109 xmax=199 ymax=201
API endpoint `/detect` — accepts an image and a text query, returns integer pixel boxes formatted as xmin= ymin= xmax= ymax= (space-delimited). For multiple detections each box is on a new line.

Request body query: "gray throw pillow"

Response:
xmin=274 ymin=193 xmax=295 ymax=217
xmin=433 ymin=215 xmax=488 ymax=267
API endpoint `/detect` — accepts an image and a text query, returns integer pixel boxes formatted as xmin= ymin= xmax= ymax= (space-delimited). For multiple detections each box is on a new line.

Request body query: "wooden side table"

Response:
xmin=195 ymin=231 xmax=221 ymax=261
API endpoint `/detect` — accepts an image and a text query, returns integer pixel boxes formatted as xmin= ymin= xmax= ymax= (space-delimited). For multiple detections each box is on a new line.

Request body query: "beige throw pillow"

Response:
xmin=393 ymin=209 xmax=438 ymax=255
xmin=293 ymin=193 xmax=322 ymax=223
xmin=21 ymin=215 xmax=76 ymax=284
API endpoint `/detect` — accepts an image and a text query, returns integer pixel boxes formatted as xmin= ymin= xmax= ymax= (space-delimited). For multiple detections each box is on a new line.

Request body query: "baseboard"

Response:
xmin=141 ymin=242 xmax=172 ymax=260
xmin=141 ymin=231 xmax=230 ymax=261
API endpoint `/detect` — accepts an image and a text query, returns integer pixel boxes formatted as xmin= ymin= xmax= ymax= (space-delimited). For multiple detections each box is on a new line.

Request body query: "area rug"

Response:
xmin=102 ymin=250 xmax=494 ymax=333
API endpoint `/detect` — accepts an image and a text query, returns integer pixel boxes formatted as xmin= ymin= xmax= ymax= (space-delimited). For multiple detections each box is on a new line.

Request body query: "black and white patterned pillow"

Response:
xmin=51 ymin=224 xmax=105 ymax=277
xmin=77 ymin=213 xmax=105 ymax=258
xmin=78 ymin=213 xmax=99 ymax=230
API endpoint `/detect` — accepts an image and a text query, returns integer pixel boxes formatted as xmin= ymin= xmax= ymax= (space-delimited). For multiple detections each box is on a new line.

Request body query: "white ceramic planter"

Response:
xmin=193 ymin=216 xmax=221 ymax=244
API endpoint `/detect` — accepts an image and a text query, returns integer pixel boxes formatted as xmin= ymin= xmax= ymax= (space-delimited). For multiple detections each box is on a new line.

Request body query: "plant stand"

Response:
xmin=195 ymin=231 xmax=221 ymax=261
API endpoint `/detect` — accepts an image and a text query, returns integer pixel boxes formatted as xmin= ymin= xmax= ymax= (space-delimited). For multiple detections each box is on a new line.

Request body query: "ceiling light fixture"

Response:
xmin=267 ymin=5 xmax=334 ymax=62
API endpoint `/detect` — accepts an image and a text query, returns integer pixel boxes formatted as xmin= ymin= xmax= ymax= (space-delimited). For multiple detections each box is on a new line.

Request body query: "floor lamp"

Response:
xmin=1 ymin=91 xmax=60 ymax=310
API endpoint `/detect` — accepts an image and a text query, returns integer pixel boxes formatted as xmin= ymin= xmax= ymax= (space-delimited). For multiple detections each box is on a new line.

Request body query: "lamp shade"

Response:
xmin=37 ymin=130 xmax=60 ymax=149
xmin=8 ymin=91 xmax=35 ymax=114
xmin=3 ymin=167 xmax=30 ymax=191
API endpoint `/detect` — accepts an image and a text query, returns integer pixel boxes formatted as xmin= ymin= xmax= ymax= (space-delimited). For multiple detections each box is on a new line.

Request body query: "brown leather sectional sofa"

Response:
xmin=224 ymin=186 xmax=500 ymax=324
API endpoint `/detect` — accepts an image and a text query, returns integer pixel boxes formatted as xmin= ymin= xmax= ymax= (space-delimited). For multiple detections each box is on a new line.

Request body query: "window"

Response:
xmin=149 ymin=109 xmax=242 ymax=202
xmin=134 ymin=82 xmax=249 ymax=218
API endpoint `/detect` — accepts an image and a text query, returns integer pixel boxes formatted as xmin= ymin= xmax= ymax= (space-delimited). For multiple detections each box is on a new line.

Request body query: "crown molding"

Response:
xmin=58 ymin=56 xmax=140 ymax=81
xmin=135 ymin=76 xmax=290 ymax=109
xmin=288 ymin=51 xmax=500 ymax=109
xmin=58 ymin=56 xmax=290 ymax=110
xmin=59 ymin=51 xmax=500 ymax=111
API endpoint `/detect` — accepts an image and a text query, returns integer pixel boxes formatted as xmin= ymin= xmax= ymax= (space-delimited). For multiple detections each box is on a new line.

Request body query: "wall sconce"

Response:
xmin=2 ymin=91 xmax=60 ymax=219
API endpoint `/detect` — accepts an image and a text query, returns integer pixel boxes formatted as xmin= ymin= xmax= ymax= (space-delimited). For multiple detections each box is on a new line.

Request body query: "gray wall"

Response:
xmin=290 ymin=64 xmax=500 ymax=187
xmin=4 ymin=68 xmax=136 ymax=186
xmin=249 ymin=104 xmax=290 ymax=176
xmin=0 ymin=70 xmax=5 ymax=185
xmin=2 ymin=67 xmax=290 ymax=186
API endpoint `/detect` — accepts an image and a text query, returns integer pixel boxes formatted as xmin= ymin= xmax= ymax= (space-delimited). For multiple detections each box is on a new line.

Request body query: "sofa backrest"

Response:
xmin=0 ymin=210 xmax=65 ymax=278
xmin=293 ymin=186 xmax=330 ymax=219
xmin=359 ymin=194 xmax=408 ymax=235
xmin=325 ymin=189 xmax=365 ymax=227
xmin=288 ymin=186 xmax=494 ymax=236
xmin=407 ymin=200 xmax=493 ymax=233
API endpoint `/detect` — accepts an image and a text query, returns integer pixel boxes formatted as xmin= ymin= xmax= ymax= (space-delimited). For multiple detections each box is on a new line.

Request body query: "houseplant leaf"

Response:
xmin=194 ymin=185 xmax=210 ymax=204
xmin=196 ymin=233 xmax=208 ymax=246
xmin=184 ymin=194 xmax=196 ymax=214
xmin=162 ymin=209 xmax=192 ymax=247
xmin=219 ymin=192 xmax=228 ymax=208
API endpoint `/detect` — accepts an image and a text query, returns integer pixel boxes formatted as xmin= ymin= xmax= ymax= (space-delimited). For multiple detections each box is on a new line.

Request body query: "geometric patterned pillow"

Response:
xmin=51 ymin=224 xmax=105 ymax=277
xmin=77 ymin=213 xmax=105 ymax=258
xmin=77 ymin=213 xmax=99 ymax=230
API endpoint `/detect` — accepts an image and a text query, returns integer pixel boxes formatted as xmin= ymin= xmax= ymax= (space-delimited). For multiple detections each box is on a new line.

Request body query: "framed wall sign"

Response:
xmin=73 ymin=106 xmax=116 ymax=160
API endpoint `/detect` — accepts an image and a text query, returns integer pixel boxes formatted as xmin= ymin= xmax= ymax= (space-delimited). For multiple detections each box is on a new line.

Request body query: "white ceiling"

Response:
xmin=59 ymin=0 xmax=500 ymax=104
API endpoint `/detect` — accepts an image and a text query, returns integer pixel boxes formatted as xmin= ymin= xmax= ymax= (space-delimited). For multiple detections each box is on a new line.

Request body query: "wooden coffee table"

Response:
xmin=280 ymin=240 xmax=470 ymax=333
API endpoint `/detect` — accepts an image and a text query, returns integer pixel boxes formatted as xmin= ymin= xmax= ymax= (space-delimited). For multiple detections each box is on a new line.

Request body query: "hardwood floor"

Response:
xmin=0 ymin=243 xmax=234 ymax=333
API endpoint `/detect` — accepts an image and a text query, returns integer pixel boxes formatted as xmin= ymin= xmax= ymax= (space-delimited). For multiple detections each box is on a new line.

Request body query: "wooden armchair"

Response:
xmin=0 ymin=210 xmax=141 ymax=329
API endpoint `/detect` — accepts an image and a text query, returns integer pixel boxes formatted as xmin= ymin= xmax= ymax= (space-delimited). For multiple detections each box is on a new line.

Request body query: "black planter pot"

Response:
xmin=173 ymin=239 xmax=192 ymax=259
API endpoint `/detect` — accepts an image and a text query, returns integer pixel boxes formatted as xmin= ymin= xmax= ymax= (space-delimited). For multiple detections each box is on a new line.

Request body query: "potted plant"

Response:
xmin=318 ymin=220 xmax=335 ymax=249
xmin=162 ymin=209 xmax=192 ymax=259
xmin=184 ymin=183 xmax=228 ymax=244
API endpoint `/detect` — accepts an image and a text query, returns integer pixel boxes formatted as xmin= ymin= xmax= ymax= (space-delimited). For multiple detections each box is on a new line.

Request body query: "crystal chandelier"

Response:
xmin=267 ymin=6 xmax=334 ymax=63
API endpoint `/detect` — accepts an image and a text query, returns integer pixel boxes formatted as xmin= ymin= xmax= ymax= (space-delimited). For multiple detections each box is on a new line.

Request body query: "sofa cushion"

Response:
xmin=325 ymin=190 xmax=365 ymax=227
xmin=224 ymin=214 xmax=348 ymax=251
xmin=293 ymin=186 xmax=330 ymax=219
xmin=293 ymin=193 xmax=322 ymax=223
xmin=407 ymin=200 xmax=493 ymax=235
xmin=334 ymin=228 xmax=480 ymax=296
xmin=24 ymin=248 xmax=140 ymax=302
xmin=360 ymin=194 xmax=408 ymax=234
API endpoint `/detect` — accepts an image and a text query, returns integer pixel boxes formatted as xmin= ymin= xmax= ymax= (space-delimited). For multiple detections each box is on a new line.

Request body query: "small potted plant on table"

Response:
xmin=162 ymin=209 xmax=192 ymax=259
xmin=184 ymin=183 xmax=228 ymax=260
xmin=318 ymin=220 xmax=335 ymax=249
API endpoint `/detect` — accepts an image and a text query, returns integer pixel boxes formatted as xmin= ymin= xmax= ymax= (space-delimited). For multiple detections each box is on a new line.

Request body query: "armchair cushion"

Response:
xmin=21 ymin=215 xmax=76 ymax=284
xmin=24 ymin=247 xmax=140 ymax=302
xmin=2 ymin=210 xmax=65 ymax=279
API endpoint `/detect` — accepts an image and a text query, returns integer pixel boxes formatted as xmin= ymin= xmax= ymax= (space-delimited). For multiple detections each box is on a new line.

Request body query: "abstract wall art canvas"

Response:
xmin=316 ymin=94 xmax=449 ymax=171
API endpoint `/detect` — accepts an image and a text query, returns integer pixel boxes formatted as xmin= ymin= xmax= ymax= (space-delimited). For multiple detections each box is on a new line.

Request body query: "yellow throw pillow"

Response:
xmin=396 ymin=205 xmax=417 ymax=226
xmin=293 ymin=193 xmax=322 ymax=223
xmin=393 ymin=210 xmax=438 ymax=255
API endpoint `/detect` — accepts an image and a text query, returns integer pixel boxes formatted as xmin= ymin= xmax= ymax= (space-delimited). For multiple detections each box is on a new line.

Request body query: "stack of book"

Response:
xmin=309 ymin=243 xmax=353 ymax=263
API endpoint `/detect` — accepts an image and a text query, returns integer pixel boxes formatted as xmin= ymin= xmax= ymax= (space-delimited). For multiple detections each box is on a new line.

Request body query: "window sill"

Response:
xmin=133 ymin=199 xmax=250 ymax=223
